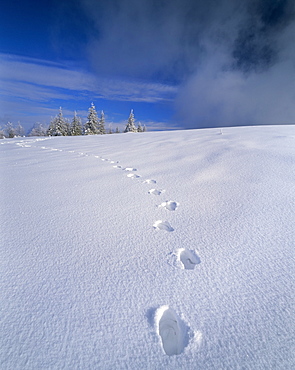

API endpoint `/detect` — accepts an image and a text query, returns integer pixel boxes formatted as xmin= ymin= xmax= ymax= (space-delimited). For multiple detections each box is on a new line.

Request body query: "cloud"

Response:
xmin=77 ymin=0 xmax=295 ymax=128
xmin=77 ymin=0 xmax=251 ymax=80
xmin=175 ymin=16 xmax=295 ymax=128
xmin=0 ymin=53 xmax=176 ymax=104
xmin=176 ymin=57 xmax=295 ymax=128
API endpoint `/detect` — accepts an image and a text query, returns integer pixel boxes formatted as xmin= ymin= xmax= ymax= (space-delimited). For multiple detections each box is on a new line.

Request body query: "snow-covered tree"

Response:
xmin=70 ymin=111 xmax=83 ymax=136
xmin=28 ymin=122 xmax=47 ymax=137
xmin=84 ymin=103 xmax=99 ymax=135
xmin=0 ymin=127 xmax=5 ymax=139
xmin=98 ymin=110 xmax=106 ymax=134
xmin=124 ymin=109 xmax=137 ymax=133
xmin=115 ymin=127 xmax=120 ymax=134
xmin=137 ymin=122 xmax=143 ymax=132
xmin=15 ymin=122 xmax=25 ymax=137
xmin=5 ymin=122 xmax=15 ymax=138
xmin=47 ymin=107 xmax=68 ymax=136
xmin=143 ymin=124 xmax=147 ymax=132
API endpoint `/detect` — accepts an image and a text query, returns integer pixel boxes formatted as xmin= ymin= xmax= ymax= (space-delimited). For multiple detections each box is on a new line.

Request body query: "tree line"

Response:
xmin=0 ymin=104 xmax=146 ymax=138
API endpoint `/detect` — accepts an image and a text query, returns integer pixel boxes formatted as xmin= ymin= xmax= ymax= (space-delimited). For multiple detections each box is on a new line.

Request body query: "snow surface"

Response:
xmin=1 ymin=126 xmax=295 ymax=369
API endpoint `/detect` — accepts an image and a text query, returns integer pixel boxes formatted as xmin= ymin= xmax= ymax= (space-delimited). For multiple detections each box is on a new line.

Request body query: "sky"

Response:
xmin=1 ymin=0 xmax=295 ymax=132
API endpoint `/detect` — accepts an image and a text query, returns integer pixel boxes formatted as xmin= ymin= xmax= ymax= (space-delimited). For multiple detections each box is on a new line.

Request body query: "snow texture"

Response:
xmin=1 ymin=126 xmax=295 ymax=369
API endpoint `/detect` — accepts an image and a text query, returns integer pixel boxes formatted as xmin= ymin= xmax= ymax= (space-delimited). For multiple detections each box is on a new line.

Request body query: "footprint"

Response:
xmin=113 ymin=165 xmax=122 ymax=169
xmin=153 ymin=220 xmax=174 ymax=232
xmin=143 ymin=179 xmax=157 ymax=184
xmin=159 ymin=201 xmax=179 ymax=211
xmin=127 ymin=173 xmax=141 ymax=179
xmin=125 ymin=167 xmax=137 ymax=171
xmin=178 ymin=249 xmax=201 ymax=270
xmin=148 ymin=189 xmax=165 ymax=196
xmin=156 ymin=306 xmax=189 ymax=356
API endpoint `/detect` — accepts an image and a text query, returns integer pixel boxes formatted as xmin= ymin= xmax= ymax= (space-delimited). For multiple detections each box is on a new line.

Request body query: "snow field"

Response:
xmin=1 ymin=126 xmax=295 ymax=369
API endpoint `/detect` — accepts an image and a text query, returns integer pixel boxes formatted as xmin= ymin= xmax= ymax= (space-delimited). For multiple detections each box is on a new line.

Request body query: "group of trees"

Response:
xmin=0 ymin=121 xmax=26 ymax=139
xmin=0 ymin=104 xmax=146 ymax=138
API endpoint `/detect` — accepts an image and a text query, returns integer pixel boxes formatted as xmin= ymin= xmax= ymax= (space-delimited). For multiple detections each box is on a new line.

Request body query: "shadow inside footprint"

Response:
xmin=148 ymin=189 xmax=164 ymax=196
xmin=127 ymin=173 xmax=141 ymax=178
xmin=179 ymin=249 xmax=201 ymax=270
xmin=156 ymin=306 xmax=189 ymax=356
xmin=153 ymin=220 xmax=174 ymax=232
xmin=160 ymin=201 xmax=179 ymax=211
xmin=144 ymin=179 xmax=157 ymax=184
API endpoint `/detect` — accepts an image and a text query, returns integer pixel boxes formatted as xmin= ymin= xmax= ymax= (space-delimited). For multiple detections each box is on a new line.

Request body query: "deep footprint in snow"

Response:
xmin=178 ymin=249 xmax=201 ymax=270
xmin=156 ymin=306 xmax=188 ymax=356
xmin=148 ymin=189 xmax=165 ymax=196
xmin=153 ymin=220 xmax=174 ymax=232
xmin=127 ymin=173 xmax=141 ymax=179
xmin=113 ymin=165 xmax=122 ymax=169
xmin=125 ymin=167 xmax=137 ymax=171
xmin=143 ymin=179 xmax=157 ymax=184
xmin=159 ymin=200 xmax=179 ymax=211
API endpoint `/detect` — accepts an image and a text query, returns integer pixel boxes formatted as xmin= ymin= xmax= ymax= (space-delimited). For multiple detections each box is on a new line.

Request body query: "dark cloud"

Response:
xmin=232 ymin=26 xmax=276 ymax=73
xmin=232 ymin=0 xmax=295 ymax=73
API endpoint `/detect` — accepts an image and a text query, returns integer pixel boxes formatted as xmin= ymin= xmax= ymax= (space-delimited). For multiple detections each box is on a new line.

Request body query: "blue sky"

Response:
xmin=1 ymin=0 xmax=295 ymax=132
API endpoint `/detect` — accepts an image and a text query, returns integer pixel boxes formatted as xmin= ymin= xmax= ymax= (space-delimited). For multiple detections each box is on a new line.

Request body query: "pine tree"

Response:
xmin=143 ymin=124 xmax=147 ymax=132
xmin=84 ymin=103 xmax=99 ymax=135
xmin=28 ymin=122 xmax=47 ymax=137
xmin=47 ymin=107 xmax=68 ymax=136
xmin=70 ymin=111 xmax=83 ymax=136
xmin=65 ymin=119 xmax=71 ymax=136
xmin=137 ymin=122 xmax=143 ymax=132
xmin=5 ymin=122 xmax=15 ymax=138
xmin=124 ymin=109 xmax=137 ymax=133
xmin=0 ymin=127 xmax=4 ymax=139
xmin=15 ymin=122 xmax=25 ymax=136
xmin=115 ymin=127 xmax=120 ymax=134
xmin=98 ymin=110 xmax=106 ymax=134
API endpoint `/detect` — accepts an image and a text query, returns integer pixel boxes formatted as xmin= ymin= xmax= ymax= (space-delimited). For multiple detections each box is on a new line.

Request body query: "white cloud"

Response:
xmin=0 ymin=53 xmax=177 ymax=104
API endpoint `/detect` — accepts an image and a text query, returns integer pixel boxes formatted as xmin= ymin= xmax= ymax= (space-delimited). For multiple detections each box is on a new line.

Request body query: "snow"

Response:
xmin=1 ymin=125 xmax=295 ymax=369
